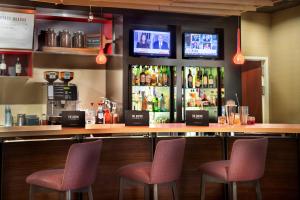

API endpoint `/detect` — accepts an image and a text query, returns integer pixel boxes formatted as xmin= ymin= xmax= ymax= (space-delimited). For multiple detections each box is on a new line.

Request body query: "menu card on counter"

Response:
xmin=125 ymin=110 xmax=149 ymax=126
xmin=61 ymin=111 xmax=85 ymax=127
xmin=186 ymin=110 xmax=209 ymax=126
xmin=0 ymin=10 xmax=34 ymax=49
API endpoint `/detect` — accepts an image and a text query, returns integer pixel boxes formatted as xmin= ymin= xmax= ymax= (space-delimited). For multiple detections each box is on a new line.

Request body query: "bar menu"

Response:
xmin=0 ymin=10 xmax=34 ymax=49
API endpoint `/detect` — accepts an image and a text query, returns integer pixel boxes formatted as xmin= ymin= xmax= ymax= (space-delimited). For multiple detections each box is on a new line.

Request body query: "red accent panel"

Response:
xmin=0 ymin=51 xmax=33 ymax=77
xmin=102 ymin=20 xmax=113 ymax=54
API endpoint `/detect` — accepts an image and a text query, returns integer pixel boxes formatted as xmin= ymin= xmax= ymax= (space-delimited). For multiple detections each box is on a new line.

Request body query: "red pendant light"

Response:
xmin=96 ymin=47 xmax=107 ymax=65
xmin=233 ymin=17 xmax=245 ymax=65
xmin=96 ymin=6 xmax=107 ymax=65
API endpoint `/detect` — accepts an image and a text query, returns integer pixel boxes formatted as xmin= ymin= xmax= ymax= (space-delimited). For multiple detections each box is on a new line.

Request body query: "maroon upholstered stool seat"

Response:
xmin=198 ymin=160 xmax=229 ymax=181
xmin=199 ymin=138 xmax=268 ymax=200
xmin=26 ymin=140 xmax=103 ymax=200
xmin=26 ymin=169 xmax=64 ymax=191
xmin=117 ymin=162 xmax=152 ymax=184
xmin=117 ymin=138 xmax=186 ymax=200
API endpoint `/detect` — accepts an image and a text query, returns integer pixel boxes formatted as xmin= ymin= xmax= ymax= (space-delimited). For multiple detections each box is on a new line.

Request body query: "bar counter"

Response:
xmin=0 ymin=123 xmax=299 ymax=200
xmin=1 ymin=123 xmax=300 ymax=138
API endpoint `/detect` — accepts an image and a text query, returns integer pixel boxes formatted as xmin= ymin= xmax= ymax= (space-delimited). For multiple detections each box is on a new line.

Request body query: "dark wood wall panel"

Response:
xmin=156 ymin=137 xmax=225 ymax=200
xmin=90 ymin=138 xmax=152 ymax=200
xmin=1 ymin=138 xmax=152 ymax=200
xmin=227 ymin=137 xmax=300 ymax=200
xmin=2 ymin=137 xmax=300 ymax=200
xmin=2 ymin=140 xmax=74 ymax=200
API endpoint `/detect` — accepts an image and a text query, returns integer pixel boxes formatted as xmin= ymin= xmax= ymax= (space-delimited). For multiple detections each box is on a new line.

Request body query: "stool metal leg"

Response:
xmin=119 ymin=177 xmax=124 ymax=200
xmin=60 ymin=192 xmax=64 ymax=200
xmin=154 ymin=184 xmax=158 ymax=200
xmin=255 ymin=181 xmax=262 ymax=200
xmin=66 ymin=190 xmax=72 ymax=200
xmin=29 ymin=185 xmax=34 ymax=200
xmin=171 ymin=182 xmax=179 ymax=200
xmin=232 ymin=182 xmax=237 ymax=200
xmin=228 ymin=183 xmax=233 ymax=200
xmin=88 ymin=186 xmax=94 ymax=200
xmin=200 ymin=175 xmax=206 ymax=200
xmin=144 ymin=184 xmax=150 ymax=200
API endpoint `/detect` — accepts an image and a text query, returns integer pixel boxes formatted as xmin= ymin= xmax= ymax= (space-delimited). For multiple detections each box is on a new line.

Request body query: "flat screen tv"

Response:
xmin=183 ymin=32 xmax=219 ymax=58
xmin=132 ymin=29 xmax=171 ymax=57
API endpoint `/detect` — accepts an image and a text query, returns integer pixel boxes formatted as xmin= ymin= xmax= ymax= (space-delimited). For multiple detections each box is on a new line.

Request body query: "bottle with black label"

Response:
xmin=208 ymin=68 xmax=214 ymax=88
xmin=0 ymin=54 xmax=7 ymax=76
xmin=195 ymin=67 xmax=202 ymax=88
xmin=187 ymin=69 xmax=193 ymax=88
xmin=15 ymin=57 xmax=22 ymax=76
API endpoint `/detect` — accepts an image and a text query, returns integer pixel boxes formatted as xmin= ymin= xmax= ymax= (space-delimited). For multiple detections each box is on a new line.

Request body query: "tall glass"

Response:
xmin=225 ymin=105 xmax=237 ymax=125
xmin=239 ymin=106 xmax=249 ymax=125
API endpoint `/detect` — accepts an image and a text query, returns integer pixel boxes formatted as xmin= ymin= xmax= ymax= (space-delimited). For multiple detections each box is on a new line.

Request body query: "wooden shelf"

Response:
xmin=41 ymin=47 xmax=99 ymax=56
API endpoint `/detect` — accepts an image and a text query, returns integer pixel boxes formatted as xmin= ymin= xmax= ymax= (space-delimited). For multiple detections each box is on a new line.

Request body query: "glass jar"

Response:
xmin=60 ymin=29 xmax=72 ymax=48
xmin=46 ymin=28 xmax=57 ymax=47
xmin=73 ymin=31 xmax=85 ymax=48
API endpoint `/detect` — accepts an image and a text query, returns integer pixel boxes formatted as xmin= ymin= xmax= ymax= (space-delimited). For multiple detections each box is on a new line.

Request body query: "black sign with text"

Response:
xmin=125 ymin=110 xmax=149 ymax=126
xmin=186 ymin=110 xmax=209 ymax=126
xmin=61 ymin=111 xmax=85 ymax=127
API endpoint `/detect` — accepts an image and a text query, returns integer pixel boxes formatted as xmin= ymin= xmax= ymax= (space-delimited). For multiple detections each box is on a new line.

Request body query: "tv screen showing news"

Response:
xmin=184 ymin=33 xmax=219 ymax=58
xmin=133 ymin=30 xmax=171 ymax=57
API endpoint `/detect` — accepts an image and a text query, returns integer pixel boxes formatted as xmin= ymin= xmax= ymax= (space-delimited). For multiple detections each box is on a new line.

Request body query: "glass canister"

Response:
xmin=46 ymin=28 xmax=57 ymax=47
xmin=60 ymin=29 xmax=72 ymax=48
xmin=73 ymin=31 xmax=85 ymax=48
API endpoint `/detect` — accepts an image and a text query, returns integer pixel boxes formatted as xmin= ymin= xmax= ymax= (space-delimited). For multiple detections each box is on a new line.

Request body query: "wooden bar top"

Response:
xmin=0 ymin=123 xmax=300 ymax=138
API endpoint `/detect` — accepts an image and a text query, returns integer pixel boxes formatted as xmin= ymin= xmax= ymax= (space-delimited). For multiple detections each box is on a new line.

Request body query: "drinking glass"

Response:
xmin=225 ymin=105 xmax=237 ymax=125
xmin=238 ymin=106 xmax=249 ymax=125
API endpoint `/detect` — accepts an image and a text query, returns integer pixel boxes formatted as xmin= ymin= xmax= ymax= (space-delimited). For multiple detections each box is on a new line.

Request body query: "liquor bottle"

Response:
xmin=166 ymin=66 xmax=171 ymax=86
xmin=158 ymin=66 xmax=163 ymax=86
xmin=140 ymin=66 xmax=146 ymax=86
xmin=132 ymin=65 xmax=137 ymax=85
xmin=159 ymin=93 xmax=166 ymax=112
xmin=15 ymin=57 xmax=22 ymax=76
xmin=142 ymin=91 xmax=148 ymax=111
xmin=208 ymin=68 xmax=214 ymax=88
xmin=187 ymin=69 xmax=193 ymax=88
xmin=152 ymin=89 xmax=159 ymax=112
xmin=145 ymin=66 xmax=151 ymax=86
xmin=0 ymin=54 xmax=7 ymax=76
xmin=195 ymin=67 xmax=202 ymax=88
xmin=203 ymin=69 xmax=208 ymax=88
xmin=96 ymin=103 xmax=104 ymax=124
xmin=162 ymin=66 xmax=168 ymax=86
xmin=137 ymin=91 xmax=142 ymax=110
xmin=147 ymin=87 xmax=153 ymax=111
xmin=151 ymin=66 xmax=157 ymax=86
xmin=221 ymin=68 xmax=224 ymax=88
xmin=135 ymin=66 xmax=140 ymax=85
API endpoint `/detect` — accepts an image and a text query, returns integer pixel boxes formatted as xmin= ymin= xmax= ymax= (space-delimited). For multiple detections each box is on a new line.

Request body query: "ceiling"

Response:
xmin=29 ymin=0 xmax=283 ymax=16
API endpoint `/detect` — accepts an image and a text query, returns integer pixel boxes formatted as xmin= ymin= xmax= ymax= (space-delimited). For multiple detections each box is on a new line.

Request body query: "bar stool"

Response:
xmin=117 ymin=138 xmax=186 ymax=200
xmin=26 ymin=140 xmax=103 ymax=200
xmin=199 ymin=138 xmax=268 ymax=200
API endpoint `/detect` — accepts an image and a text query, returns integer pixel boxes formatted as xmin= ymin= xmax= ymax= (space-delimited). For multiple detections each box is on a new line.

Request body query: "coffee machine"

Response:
xmin=44 ymin=71 xmax=78 ymax=124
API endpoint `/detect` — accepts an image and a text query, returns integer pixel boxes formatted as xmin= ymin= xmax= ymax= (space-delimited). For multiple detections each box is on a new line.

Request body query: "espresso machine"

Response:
xmin=44 ymin=71 xmax=78 ymax=124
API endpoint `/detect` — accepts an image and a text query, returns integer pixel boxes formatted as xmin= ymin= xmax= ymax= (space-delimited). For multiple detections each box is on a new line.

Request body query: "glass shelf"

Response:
xmin=184 ymin=87 xmax=218 ymax=90
xmin=132 ymin=85 xmax=171 ymax=88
